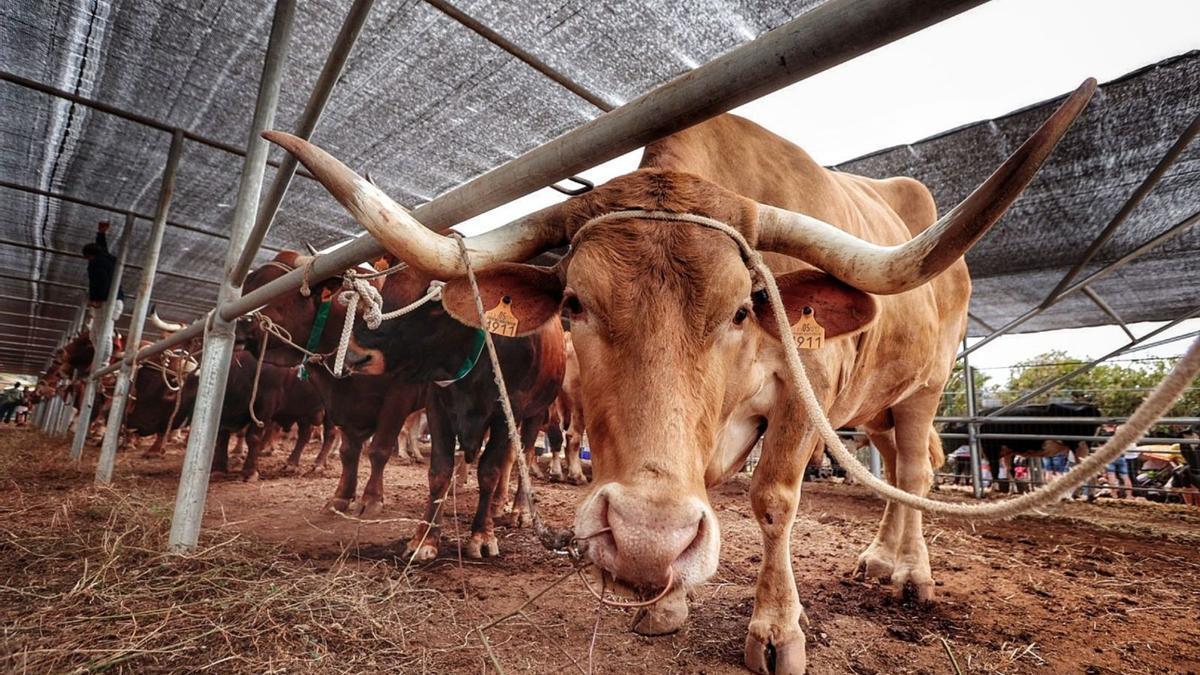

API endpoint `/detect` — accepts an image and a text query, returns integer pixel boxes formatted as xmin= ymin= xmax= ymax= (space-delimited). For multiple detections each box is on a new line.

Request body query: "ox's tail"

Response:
xmin=927 ymin=426 xmax=945 ymax=473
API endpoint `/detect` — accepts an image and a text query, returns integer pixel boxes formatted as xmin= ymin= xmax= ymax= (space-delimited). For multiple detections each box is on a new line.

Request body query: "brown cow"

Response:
xmin=548 ymin=331 xmax=587 ymax=485
xmin=267 ymin=80 xmax=1093 ymax=674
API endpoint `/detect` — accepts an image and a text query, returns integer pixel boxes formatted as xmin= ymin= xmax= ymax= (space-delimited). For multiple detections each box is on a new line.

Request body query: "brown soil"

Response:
xmin=2 ymin=427 xmax=1199 ymax=674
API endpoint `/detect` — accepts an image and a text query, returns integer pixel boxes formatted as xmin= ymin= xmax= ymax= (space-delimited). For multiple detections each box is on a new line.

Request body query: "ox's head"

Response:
xmin=266 ymin=80 xmax=1093 ymax=591
xmin=242 ymin=251 xmax=346 ymax=366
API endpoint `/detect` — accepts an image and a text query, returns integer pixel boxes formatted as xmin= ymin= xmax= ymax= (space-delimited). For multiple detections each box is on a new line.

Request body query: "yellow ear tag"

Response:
xmin=483 ymin=296 xmax=519 ymax=337
xmin=792 ymin=306 xmax=824 ymax=350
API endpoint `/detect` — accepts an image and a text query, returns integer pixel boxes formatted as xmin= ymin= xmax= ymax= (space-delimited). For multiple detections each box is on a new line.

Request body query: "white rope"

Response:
xmin=578 ymin=210 xmax=1200 ymax=520
xmin=331 ymin=270 xmax=444 ymax=376
xmin=452 ymin=234 xmax=574 ymax=551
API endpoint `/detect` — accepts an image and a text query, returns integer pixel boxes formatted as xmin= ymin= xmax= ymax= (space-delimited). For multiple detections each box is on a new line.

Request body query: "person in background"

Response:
xmin=0 ymin=383 xmax=23 ymax=424
xmin=82 ymin=220 xmax=124 ymax=336
xmin=14 ymin=387 xmax=30 ymax=426
xmin=951 ymin=443 xmax=972 ymax=486
xmin=1098 ymin=423 xmax=1136 ymax=499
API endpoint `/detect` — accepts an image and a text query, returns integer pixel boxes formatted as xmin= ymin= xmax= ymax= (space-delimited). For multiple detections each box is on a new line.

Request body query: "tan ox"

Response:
xmin=267 ymin=79 xmax=1093 ymax=674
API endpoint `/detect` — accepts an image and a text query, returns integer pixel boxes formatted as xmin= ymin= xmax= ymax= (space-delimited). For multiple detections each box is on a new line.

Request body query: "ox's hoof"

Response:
xmin=854 ymin=547 xmax=895 ymax=582
xmin=632 ymin=586 xmax=689 ymax=635
xmin=348 ymin=499 xmax=383 ymax=519
xmin=403 ymin=539 xmax=439 ymax=563
xmin=279 ymin=463 xmax=299 ymax=476
xmin=241 ymin=470 xmax=260 ymax=483
xmin=567 ymin=472 xmax=589 ymax=486
xmin=325 ymin=497 xmax=352 ymax=513
xmin=464 ymin=532 xmax=500 ymax=559
xmin=497 ymin=508 xmax=531 ymax=529
xmin=890 ymin=558 xmax=935 ymax=603
xmin=303 ymin=462 xmax=327 ymax=477
xmin=744 ymin=623 xmax=807 ymax=675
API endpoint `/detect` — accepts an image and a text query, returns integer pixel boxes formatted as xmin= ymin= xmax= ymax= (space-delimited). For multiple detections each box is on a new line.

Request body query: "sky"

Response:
xmin=450 ymin=0 xmax=1200 ymax=385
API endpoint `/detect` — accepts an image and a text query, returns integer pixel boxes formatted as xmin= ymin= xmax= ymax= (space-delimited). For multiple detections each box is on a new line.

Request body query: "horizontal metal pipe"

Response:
xmin=101 ymin=0 xmax=991 ymax=378
xmin=0 ymin=238 xmax=221 ymax=287
xmin=932 ymin=432 xmax=1199 ymax=445
xmin=934 ymin=416 xmax=1200 ymax=425
xmin=0 ymin=179 xmax=285 ymax=253
xmin=0 ymin=70 xmax=315 ymax=181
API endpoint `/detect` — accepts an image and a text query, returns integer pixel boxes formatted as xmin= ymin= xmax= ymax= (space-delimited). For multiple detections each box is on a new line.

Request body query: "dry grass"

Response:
xmin=0 ymin=432 xmax=456 ymax=674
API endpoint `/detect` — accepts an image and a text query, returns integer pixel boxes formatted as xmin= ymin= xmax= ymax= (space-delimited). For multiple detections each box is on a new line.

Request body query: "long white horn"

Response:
xmin=263 ymin=132 xmax=566 ymax=277
xmin=149 ymin=307 xmax=185 ymax=333
xmin=756 ymin=78 xmax=1096 ymax=294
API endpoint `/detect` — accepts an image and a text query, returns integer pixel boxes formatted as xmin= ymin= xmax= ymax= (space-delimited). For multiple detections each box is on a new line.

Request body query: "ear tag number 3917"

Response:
xmin=792 ymin=306 xmax=824 ymax=350
xmin=483 ymin=296 xmax=519 ymax=337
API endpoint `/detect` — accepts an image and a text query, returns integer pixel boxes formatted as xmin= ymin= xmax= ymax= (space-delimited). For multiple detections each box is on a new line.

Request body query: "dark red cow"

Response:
xmin=242 ymin=253 xmax=425 ymax=515
xmin=336 ymin=265 xmax=566 ymax=561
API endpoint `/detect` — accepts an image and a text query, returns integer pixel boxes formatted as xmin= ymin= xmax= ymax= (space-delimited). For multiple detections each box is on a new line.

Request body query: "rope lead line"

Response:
xmin=453 ymin=234 xmax=574 ymax=551
xmin=581 ymin=210 xmax=1200 ymax=520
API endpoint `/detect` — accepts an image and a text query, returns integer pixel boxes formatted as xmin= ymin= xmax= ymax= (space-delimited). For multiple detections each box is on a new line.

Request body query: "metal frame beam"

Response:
xmin=962 ymin=206 xmax=1200 ymax=356
xmin=0 ymin=179 xmax=284 ymax=253
xmin=421 ymin=0 xmax=614 ymax=112
xmin=1081 ymin=286 xmax=1134 ymax=340
xmin=0 ymin=238 xmax=221 ymax=288
xmin=0 ymin=71 xmax=315 ymax=181
xmin=1042 ymin=113 xmax=1200 ymax=303
xmin=230 ymin=0 xmax=377 ymax=285
xmin=99 ymin=0 xmax=991 ymax=381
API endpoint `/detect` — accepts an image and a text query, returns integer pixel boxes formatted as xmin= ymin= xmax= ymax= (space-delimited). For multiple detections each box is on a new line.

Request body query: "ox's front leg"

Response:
xmin=326 ymin=431 xmax=366 ymax=512
xmin=404 ymin=405 xmax=455 ymax=562
xmin=744 ymin=426 xmax=816 ymax=675
xmin=351 ymin=431 xmax=397 ymax=518
xmin=468 ymin=425 xmax=512 ymax=558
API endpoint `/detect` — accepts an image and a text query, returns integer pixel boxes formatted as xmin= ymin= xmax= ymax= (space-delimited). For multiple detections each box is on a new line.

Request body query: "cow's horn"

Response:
xmin=149 ymin=307 xmax=185 ymax=333
xmin=756 ymin=78 xmax=1096 ymax=295
xmin=263 ymin=131 xmax=566 ymax=278
xmin=304 ymin=241 xmax=319 ymax=255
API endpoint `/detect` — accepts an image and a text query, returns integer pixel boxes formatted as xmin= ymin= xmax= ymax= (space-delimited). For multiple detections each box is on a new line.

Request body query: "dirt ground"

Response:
xmin=3 ymin=427 xmax=1200 ymax=674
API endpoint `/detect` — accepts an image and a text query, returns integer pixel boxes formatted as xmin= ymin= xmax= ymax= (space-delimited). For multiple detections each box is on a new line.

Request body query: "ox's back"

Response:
xmin=641 ymin=114 xmax=937 ymax=243
xmin=642 ymin=114 xmax=970 ymax=428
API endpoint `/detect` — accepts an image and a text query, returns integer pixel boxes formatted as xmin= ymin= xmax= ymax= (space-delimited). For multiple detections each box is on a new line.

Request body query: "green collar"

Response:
xmin=298 ymin=299 xmax=333 ymax=381
xmin=436 ymin=329 xmax=486 ymax=386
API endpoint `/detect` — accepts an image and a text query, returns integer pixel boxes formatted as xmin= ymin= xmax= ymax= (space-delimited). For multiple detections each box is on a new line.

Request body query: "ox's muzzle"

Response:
xmin=574 ymin=482 xmax=719 ymax=589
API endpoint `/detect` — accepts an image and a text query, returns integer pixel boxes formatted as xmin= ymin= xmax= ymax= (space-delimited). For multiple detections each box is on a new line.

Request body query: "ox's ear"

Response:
xmin=756 ymin=269 xmax=878 ymax=341
xmin=441 ymin=263 xmax=564 ymax=337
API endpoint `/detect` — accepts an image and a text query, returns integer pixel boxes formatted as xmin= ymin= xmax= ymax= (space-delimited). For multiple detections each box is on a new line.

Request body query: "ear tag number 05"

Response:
xmin=483 ymin=296 xmax=519 ymax=337
xmin=792 ymin=306 xmax=824 ymax=350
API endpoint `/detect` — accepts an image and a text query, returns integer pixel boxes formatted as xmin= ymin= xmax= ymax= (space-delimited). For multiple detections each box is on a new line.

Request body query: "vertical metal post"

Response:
xmin=868 ymin=444 xmax=882 ymax=479
xmin=228 ymin=0 xmax=375 ymax=286
xmin=963 ymin=338 xmax=983 ymax=498
xmin=70 ymin=214 xmax=133 ymax=459
xmin=169 ymin=0 xmax=295 ymax=552
xmin=96 ymin=130 xmax=185 ymax=484
xmin=51 ymin=305 xmax=87 ymax=435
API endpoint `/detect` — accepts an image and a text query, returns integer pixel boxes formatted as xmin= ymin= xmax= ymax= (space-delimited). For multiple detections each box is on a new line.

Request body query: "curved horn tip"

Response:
xmin=304 ymin=242 xmax=319 ymax=255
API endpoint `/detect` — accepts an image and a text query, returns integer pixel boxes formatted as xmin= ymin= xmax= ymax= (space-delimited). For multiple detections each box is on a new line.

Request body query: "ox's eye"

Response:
xmin=563 ymin=293 xmax=584 ymax=316
xmin=732 ymin=306 xmax=750 ymax=326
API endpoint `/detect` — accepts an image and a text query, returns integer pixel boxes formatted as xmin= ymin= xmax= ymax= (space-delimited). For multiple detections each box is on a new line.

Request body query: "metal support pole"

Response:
xmin=70 ymin=214 xmax=132 ymax=460
xmin=868 ymin=444 xmax=882 ymax=479
xmin=96 ymin=131 xmax=186 ymax=483
xmin=229 ymin=0 xmax=375 ymax=286
xmin=169 ymin=0 xmax=295 ymax=552
xmin=962 ymin=339 xmax=984 ymax=498
xmin=103 ymin=0 xmax=989 ymax=379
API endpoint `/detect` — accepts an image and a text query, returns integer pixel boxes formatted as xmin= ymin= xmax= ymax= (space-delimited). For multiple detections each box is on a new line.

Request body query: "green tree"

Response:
xmin=995 ymin=350 xmax=1199 ymax=418
xmin=938 ymin=362 xmax=993 ymax=417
